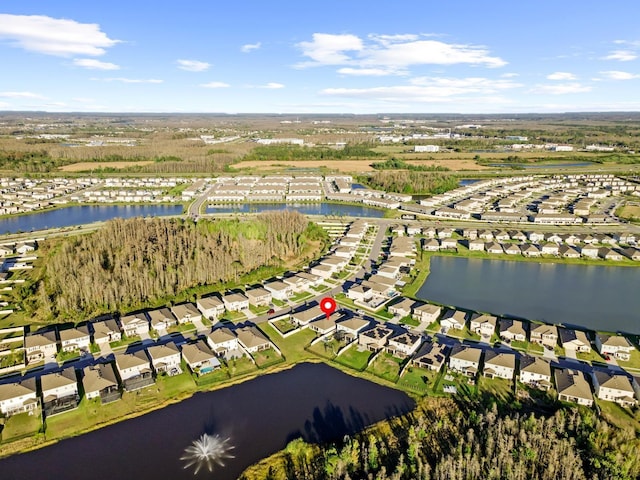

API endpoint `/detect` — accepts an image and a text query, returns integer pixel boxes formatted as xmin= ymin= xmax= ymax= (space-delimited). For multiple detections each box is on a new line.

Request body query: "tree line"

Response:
xmin=34 ymin=212 xmax=323 ymax=320
xmin=358 ymin=171 xmax=459 ymax=195
xmin=239 ymin=143 xmax=383 ymax=163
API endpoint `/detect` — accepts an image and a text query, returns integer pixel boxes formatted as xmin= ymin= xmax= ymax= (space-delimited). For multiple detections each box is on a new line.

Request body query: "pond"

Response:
xmin=0 ymin=205 xmax=184 ymax=235
xmin=206 ymin=202 xmax=386 ymax=218
xmin=0 ymin=363 xmax=414 ymax=480
xmin=416 ymin=256 xmax=640 ymax=333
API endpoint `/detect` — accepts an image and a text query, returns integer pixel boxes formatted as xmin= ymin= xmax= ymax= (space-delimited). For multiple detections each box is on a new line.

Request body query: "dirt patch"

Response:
xmin=60 ymin=161 xmax=154 ymax=172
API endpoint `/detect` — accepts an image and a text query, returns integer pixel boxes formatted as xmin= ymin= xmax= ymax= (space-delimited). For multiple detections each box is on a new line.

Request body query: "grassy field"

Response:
xmin=367 ymin=352 xmax=404 ymax=383
xmin=1 ymin=411 xmax=42 ymax=442
xmin=335 ymin=344 xmax=373 ymax=371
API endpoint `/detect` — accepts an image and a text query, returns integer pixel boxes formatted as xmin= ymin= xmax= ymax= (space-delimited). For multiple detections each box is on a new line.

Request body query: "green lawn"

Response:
xmin=249 ymin=304 xmax=270 ymax=316
xmin=220 ymin=311 xmax=247 ymax=323
xmin=308 ymin=337 xmax=348 ymax=359
xmin=398 ymin=365 xmax=438 ymax=394
xmin=261 ymin=323 xmax=317 ymax=363
xmin=56 ymin=350 xmax=80 ymax=363
xmin=336 ymin=344 xmax=373 ymax=371
xmin=1 ymin=411 xmax=42 ymax=442
xmin=399 ymin=315 xmax=420 ymax=327
xmin=253 ymin=348 xmax=283 ymax=368
xmin=0 ymin=350 xmax=24 ymax=368
xmin=617 ymin=347 xmax=640 ymax=371
xmin=596 ymin=398 xmax=640 ymax=432
xmin=272 ymin=318 xmax=297 ymax=335
xmin=109 ymin=335 xmax=141 ymax=350
xmin=367 ymin=352 xmax=403 ymax=383
xmin=576 ymin=349 xmax=607 ymax=363
xmin=478 ymin=376 xmax=514 ymax=405
xmin=291 ymin=291 xmax=313 ymax=302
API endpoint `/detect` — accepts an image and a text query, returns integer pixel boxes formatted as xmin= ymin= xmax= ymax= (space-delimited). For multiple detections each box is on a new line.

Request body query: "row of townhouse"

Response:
xmin=459 ymin=239 xmax=638 ymax=260
xmin=1 ymin=324 xmax=277 ymax=418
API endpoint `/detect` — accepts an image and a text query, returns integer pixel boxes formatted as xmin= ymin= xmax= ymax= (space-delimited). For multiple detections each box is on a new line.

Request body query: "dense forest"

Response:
xmin=359 ymin=171 xmax=459 ymax=195
xmin=370 ymin=158 xmax=450 ymax=172
xmin=237 ymin=144 xmax=383 ymax=162
xmin=240 ymin=397 xmax=640 ymax=480
xmin=32 ymin=212 xmax=325 ymax=319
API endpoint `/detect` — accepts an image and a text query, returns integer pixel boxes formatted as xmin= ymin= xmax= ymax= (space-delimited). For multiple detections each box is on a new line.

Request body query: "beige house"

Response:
xmin=469 ymin=314 xmax=497 ymax=338
xmin=196 ymin=295 xmax=225 ymax=319
xmin=592 ymin=371 xmax=637 ymax=407
xmin=386 ymin=330 xmax=423 ymax=358
xmin=412 ymin=303 xmax=442 ymax=324
xmin=181 ymin=340 xmax=221 ymax=375
xmin=358 ymin=324 xmax=394 ymax=351
xmin=264 ymin=280 xmax=293 ymax=301
xmin=412 ymin=342 xmax=448 ymax=371
xmin=559 ymin=328 xmax=591 ymax=353
xmin=115 ymin=351 xmax=154 ymax=391
xmin=59 ymin=326 xmax=91 ymax=353
xmin=595 ymin=334 xmax=635 ymax=361
xmin=530 ymin=323 xmax=558 ymax=348
xmin=440 ymin=310 xmax=466 ymax=331
xmin=309 ymin=314 xmax=339 ymax=335
xmin=498 ymin=319 xmax=527 ymax=342
xmin=119 ymin=313 xmax=150 ymax=336
xmin=171 ymin=302 xmax=202 ymax=324
xmin=519 ymin=355 xmax=552 ymax=390
xmin=292 ymin=305 xmax=325 ymax=327
xmin=448 ymin=345 xmax=482 ymax=377
xmin=483 ymin=351 xmax=515 ymax=380
xmin=387 ymin=298 xmax=416 ymax=318
xmin=207 ymin=327 xmax=239 ymax=355
xmin=346 ymin=284 xmax=373 ymax=302
xmin=92 ymin=319 xmax=121 ymax=345
xmin=245 ymin=287 xmax=272 ymax=307
xmin=41 ymin=367 xmax=80 ymax=417
xmin=146 ymin=342 xmax=181 ymax=374
xmin=336 ymin=317 xmax=370 ymax=342
xmin=0 ymin=378 xmax=38 ymax=416
xmin=25 ymin=330 xmax=58 ymax=364
xmin=146 ymin=308 xmax=177 ymax=332
xmin=82 ymin=363 xmax=120 ymax=403
xmin=555 ymin=369 xmax=593 ymax=406
xmin=237 ymin=326 xmax=272 ymax=354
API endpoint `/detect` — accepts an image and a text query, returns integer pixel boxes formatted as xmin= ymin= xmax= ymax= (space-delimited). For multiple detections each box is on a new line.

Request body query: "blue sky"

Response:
xmin=1 ymin=1 xmax=639 ymax=114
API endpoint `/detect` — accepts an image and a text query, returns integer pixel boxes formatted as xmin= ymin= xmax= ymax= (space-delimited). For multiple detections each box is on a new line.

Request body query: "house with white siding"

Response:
xmin=555 ymin=369 xmax=593 ymax=406
xmin=207 ymin=327 xmax=239 ymax=355
xmin=412 ymin=342 xmax=448 ymax=371
xmin=146 ymin=308 xmax=177 ymax=332
xmin=412 ymin=303 xmax=442 ymax=324
xmin=483 ymin=351 xmax=515 ymax=380
xmin=530 ymin=323 xmax=558 ymax=348
xmin=386 ymin=330 xmax=423 ymax=358
xmin=592 ymin=370 xmax=637 ymax=407
xmin=41 ymin=367 xmax=80 ymax=417
xmin=119 ymin=313 xmax=150 ymax=337
xmin=499 ymin=319 xmax=527 ymax=342
xmin=92 ymin=318 xmax=121 ymax=345
xmin=245 ymin=287 xmax=272 ymax=307
xmin=181 ymin=340 xmax=221 ymax=375
xmin=519 ymin=355 xmax=552 ymax=390
xmin=264 ymin=280 xmax=292 ymax=301
xmin=0 ymin=378 xmax=38 ymax=416
xmin=336 ymin=317 xmax=370 ymax=342
xmin=59 ymin=326 xmax=91 ymax=353
xmin=237 ymin=326 xmax=272 ymax=354
xmin=448 ymin=344 xmax=482 ymax=377
xmin=25 ymin=330 xmax=58 ymax=364
xmin=196 ymin=295 xmax=225 ymax=319
xmin=147 ymin=342 xmax=181 ymax=374
xmin=115 ymin=351 xmax=154 ymax=391
xmin=595 ymin=334 xmax=635 ymax=361
xmin=469 ymin=314 xmax=497 ymax=338
xmin=171 ymin=302 xmax=202 ymax=324
xmin=559 ymin=328 xmax=591 ymax=353
xmin=440 ymin=310 xmax=466 ymax=331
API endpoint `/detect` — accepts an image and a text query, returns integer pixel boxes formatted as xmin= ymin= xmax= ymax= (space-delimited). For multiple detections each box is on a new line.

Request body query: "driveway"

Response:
xmin=192 ymin=318 xmax=209 ymax=334
xmin=564 ymin=348 xmax=577 ymax=360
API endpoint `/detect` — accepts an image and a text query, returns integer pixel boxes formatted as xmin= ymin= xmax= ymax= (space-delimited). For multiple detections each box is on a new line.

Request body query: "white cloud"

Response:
xmin=0 ymin=14 xmax=119 ymax=56
xmin=177 ymin=59 xmax=211 ymax=72
xmin=260 ymin=82 xmax=284 ymax=89
xmin=603 ymin=50 xmax=637 ymax=61
xmin=599 ymin=70 xmax=640 ymax=80
xmin=501 ymin=73 xmax=519 ymax=78
xmin=0 ymin=91 xmax=45 ymax=99
xmin=94 ymin=77 xmax=163 ymax=84
xmin=200 ymin=81 xmax=230 ymax=88
xmin=337 ymin=67 xmax=405 ymax=76
xmin=320 ymin=76 xmax=520 ymax=103
xmin=73 ymin=58 xmax=120 ymax=70
xmin=547 ymin=72 xmax=576 ymax=80
xmin=241 ymin=42 xmax=261 ymax=53
xmin=296 ymin=33 xmax=507 ymax=71
xmin=529 ymin=83 xmax=591 ymax=95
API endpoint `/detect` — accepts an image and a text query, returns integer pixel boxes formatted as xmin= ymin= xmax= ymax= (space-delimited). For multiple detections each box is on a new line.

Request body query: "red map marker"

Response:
xmin=320 ymin=297 xmax=337 ymax=319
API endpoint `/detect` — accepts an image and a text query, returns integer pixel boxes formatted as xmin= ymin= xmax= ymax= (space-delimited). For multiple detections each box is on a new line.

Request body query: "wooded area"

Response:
xmin=359 ymin=171 xmax=459 ymax=195
xmin=31 ymin=212 xmax=324 ymax=319
xmin=240 ymin=397 xmax=640 ymax=480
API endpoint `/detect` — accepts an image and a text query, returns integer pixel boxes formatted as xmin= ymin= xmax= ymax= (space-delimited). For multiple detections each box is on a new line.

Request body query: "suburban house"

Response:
xmin=40 ymin=367 xmax=80 ymax=417
xmin=555 ymin=369 xmax=593 ymax=406
xmin=483 ymin=351 xmax=516 ymax=380
xmin=530 ymin=323 xmax=558 ymax=348
xmin=469 ymin=314 xmax=497 ymax=338
xmin=559 ymin=328 xmax=592 ymax=353
xmin=386 ymin=330 xmax=423 ymax=358
xmin=310 ymin=264 xmax=334 ymax=279
xmin=468 ymin=239 xmax=485 ymax=251
xmin=622 ymin=247 xmax=640 ymax=261
xmin=503 ymin=244 xmax=521 ymax=255
xmin=291 ymin=305 xmax=324 ymax=327
xmin=519 ymin=355 xmax=552 ymax=390
xmin=237 ymin=326 xmax=272 ymax=354
xmin=440 ymin=238 xmax=458 ymax=251
xmin=559 ymin=244 xmax=581 ymax=258
xmin=422 ymin=238 xmax=440 ymax=252
xmin=0 ymin=378 xmax=38 ymax=416
xmin=245 ymin=287 xmax=272 ymax=307
xmin=58 ymin=326 xmax=91 ymax=353
xmin=592 ymin=370 xmax=638 ymax=407
xmin=196 ymin=295 xmax=225 ymax=319
xmin=295 ymin=271 xmax=323 ymax=288
xmin=358 ymin=324 xmax=394 ymax=352
xmin=598 ymin=247 xmax=623 ymax=261
xmin=146 ymin=307 xmax=177 ymax=332
xmin=207 ymin=327 xmax=239 ymax=356
xmin=580 ymin=245 xmax=599 ymax=259
xmin=387 ymin=297 xmax=416 ymax=318
xmin=24 ymin=330 xmax=58 ymax=364
xmin=264 ymin=280 xmax=293 ymax=301
xmin=521 ymin=244 xmax=542 ymax=257
xmin=361 ymin=279 xmax=395 ymax=298
xmin=346 ymin=284 xmax=373 ymax=302
xmin=171 ymin=302 xmax=202 ymax=324
xmin=595 ymin=334 xmax=635 ymax=361
xmin=146 ymin=342 xmax=181 ymax=374
xmin=222 ymin=293 xmax=249 ymax=312
xmin=412 ymin=342 xmax=449 ymax=371
xmin=412 ymin=303 xmax=442 ymax=324
xmin=114 ymin=351 xmax=154 ymax=391
xmin=309 ymin=314 xmax=339 ymax=335
xmin=541 ymin=243 xmax=560 ymax=255
xmin=82 ymin=363 xmax=120 ymax=403
xmin=181 ymin=340 xmax=221 ymax=375
xmin=92 ymin=318 xmax=121 ymax=345
xmin=119 ymin=312 xmax=150 ymax=337
xmin=336 ymin=317 xmax=370 ymax=342
xmin=485 ymin=242 xmax=503 ymax=254
xmin=449 ymin=345 xmax=483 ymax=377
xmin=440 ymin=310 xmax=466 ymax=331
xmin=499 ymin=319 xmax=527 ymax=342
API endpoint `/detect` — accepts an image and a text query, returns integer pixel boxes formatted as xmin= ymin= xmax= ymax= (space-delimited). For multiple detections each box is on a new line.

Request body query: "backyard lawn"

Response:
xmin=367 ymin=352 xmax=403 ymax=383
xmin=336 ymin=344 xmax=373 ymax=371
xmin=1 ymin=411 xmax=42 ymax=442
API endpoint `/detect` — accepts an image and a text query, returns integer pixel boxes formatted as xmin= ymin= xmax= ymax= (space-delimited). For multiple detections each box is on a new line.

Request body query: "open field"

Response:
xmin=60 ymin=161 xmax=155 ymax=171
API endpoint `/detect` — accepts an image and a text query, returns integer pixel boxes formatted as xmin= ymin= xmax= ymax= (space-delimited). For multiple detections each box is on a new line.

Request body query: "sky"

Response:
xmin=1 ymin=1 xmax=640 ymax=114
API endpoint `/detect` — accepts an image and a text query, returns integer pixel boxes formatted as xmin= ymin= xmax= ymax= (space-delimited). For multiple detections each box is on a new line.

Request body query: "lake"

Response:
xmin=206 ymin=202 xmax=386 ymax=218
xmin=0 ymin=363 xmax=414 ymax=480
xmin=0 ymin=205 xmax=184 ymax=235
xmin=417 ymin=256 xmax=640 ymax=333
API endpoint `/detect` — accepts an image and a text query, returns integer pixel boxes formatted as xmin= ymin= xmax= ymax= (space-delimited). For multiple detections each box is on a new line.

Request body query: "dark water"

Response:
xmin=0 ymin=363 xmax=414 ymax=480
xmin=206 ymin=202 xmax=386 ymax=217
xmin=0 ymin=205 xmax=183 ymax=235
xmin=417 ymin=256 xmax=640 ymax=333
xmin=459 ymin=178 xmax=481 ymax=186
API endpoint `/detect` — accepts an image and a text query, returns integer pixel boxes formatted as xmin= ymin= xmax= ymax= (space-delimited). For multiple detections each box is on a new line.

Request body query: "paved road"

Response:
xmin=187 ymin=182 xmax=214 ymax=217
